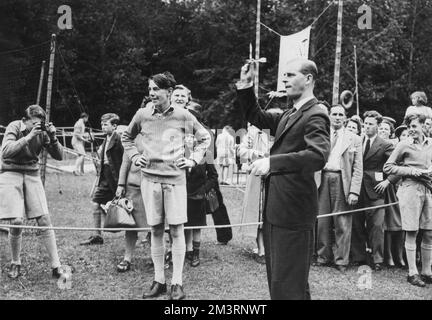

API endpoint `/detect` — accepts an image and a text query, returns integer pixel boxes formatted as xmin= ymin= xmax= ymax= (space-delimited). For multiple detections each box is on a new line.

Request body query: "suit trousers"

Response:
xmin=351 ymin=195 xmax=385 ymax=264
xmin=316 ymin=171 xmax=352 ymax=266
xmin=263 ymin=220 xmax=313 ymax=300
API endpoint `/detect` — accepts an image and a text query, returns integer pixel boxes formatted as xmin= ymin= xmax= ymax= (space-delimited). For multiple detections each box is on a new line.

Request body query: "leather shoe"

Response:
xmin=143 ymin=281 xmax=167 ymax=299
xmin=351 ymin=260 xmax=367 ymax=267
xmin=335 ymin=265 xmax=347 ymax=272
xmin=373 ymin=263 xmax=383 ymax=271
xmin=407 ymin=274 xmax=426 ymax=287
xmin=421 ymin=274 xmax=432 ymax=284
xmin=80 ymin=235 xmax=103 ymax=245
xmin=8 ymin=263 xmax=21 ymax=279
xmin=313 ymin=261 xmax=331 ymax=267
xmin=170 ymin=284 xmax=186 ymax=300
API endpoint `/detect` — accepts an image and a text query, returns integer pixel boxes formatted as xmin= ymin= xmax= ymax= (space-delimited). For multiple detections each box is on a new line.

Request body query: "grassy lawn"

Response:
xmin=0 ymin=170 xmax=431 ymax=300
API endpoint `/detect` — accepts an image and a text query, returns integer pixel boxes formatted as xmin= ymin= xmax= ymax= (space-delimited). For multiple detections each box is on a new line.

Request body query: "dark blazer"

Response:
xmin=237 ymin=87 xmax=330 ymax=230
xmin=361 ymin=135 xmax=397 ymax=201
xmin=96 ymin=131 xmax=124 ymax=186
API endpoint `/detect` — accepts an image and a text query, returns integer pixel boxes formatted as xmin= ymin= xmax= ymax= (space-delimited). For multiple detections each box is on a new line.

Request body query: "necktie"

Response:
xmin=364 ymin=138 xmax=371 ymax=158
xmin=331 ymin=130 xmax=339 ymax=151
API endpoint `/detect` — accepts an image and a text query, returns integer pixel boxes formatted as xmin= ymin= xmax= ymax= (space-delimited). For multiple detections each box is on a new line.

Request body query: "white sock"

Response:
xmin=171 ymin=227 xmax=186 ymax=286
xmin=405 ymin=242 xmax=418 ymax=277
xmin=151 ymin=232 xmax=165 ymax=284
xmin=421 ymin=242 xmax=432 ymax=276
xmin=9 ymin=230 xmax=22 ymax=265
xmin=39 ymin=229 xmax=61 ymax=269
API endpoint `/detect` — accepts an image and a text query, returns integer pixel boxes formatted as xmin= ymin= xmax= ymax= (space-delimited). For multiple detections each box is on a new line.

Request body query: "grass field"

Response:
xmin=0 ymin=170 xmax=432 ymax=300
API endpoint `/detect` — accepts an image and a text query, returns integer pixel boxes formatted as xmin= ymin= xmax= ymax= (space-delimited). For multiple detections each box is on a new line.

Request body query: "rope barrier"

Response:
xmin=0 ymin=202 xmax=400 ymax=232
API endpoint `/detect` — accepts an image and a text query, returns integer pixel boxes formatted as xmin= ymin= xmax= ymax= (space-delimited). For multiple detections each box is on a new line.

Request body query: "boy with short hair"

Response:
xmin=80 ymin=113 xmax=124 ymax=245
xmin=0 ymin=105 xmax=65 ymax=279
xmin=384 ymin=113 xmax=432 ymax=287
xmin=122 ymin=72 xmax=211 ymax=300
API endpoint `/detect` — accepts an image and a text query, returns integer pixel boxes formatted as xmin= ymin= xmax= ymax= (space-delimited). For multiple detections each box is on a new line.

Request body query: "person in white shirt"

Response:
xmin=215 ymin=126 xmax=235 ymax=184
xmin=315 ymin=105 xmax=363 ymax=271
xmin=72 ymin=113 xmax=89 ymax=175
xmin=404 ymin=91 xmax=432 ymax=120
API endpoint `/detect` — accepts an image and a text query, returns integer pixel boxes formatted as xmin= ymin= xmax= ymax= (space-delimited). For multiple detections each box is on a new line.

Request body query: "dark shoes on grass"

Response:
xmin=170 ymin=284 xmax=186 ymax=300
xmin=8 ymin=263 xmax=21 ymax=279
xmin=80 ymin=235 xmax=103 ymax=245
xmin=8 ymin=264 xmax=68 ymax=279
xmin=407 ymin=274 xmax=426 ymax=287
xmin=142 ymin=281 xmax=167 ymax=299
xmin=117 ymin=260 xmax=131 ymax=273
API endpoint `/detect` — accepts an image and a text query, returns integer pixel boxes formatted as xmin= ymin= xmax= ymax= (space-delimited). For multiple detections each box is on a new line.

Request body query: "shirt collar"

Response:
xmin=412 ymin=135 xmax=429 ymax=145
xmin=331 ymin=127 xmax=344 ymax=135
xmin=20 ymin=121 xmax=27 ymax=132
xmin=152 ymin=104 xmax=174 ymax=116
xmin=293 ymin=96 xmax=314 ymax=111
xmin=365 ymin=134 xmax=377 ymax=144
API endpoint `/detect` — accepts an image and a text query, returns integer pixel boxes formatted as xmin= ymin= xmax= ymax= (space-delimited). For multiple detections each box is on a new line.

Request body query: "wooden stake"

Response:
xmin=40 ymin=34 xmax=56 ymax=186
xmin=254 ymin=0 xmax=261 ymax=98
xmin=332 ymin=0 xmax=343 ymax=105
xmin=353 ymin=45 xmax=360 ymax=116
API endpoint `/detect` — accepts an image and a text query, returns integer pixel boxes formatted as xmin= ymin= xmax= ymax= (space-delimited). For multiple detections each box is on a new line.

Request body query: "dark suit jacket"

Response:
xmin=361 ymin=135 xmax=397 ymax=201
xmin=96 ymin=131 xmax=124 ymax=186
xmin=237 ymin=87 xmax=330 ymax=230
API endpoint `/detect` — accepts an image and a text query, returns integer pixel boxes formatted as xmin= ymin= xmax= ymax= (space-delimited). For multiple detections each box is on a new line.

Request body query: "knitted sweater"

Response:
xmin=122 ymin=105 xmax=211 ymax=185
xmin=1 ymin=120 xmax=63 ymax=172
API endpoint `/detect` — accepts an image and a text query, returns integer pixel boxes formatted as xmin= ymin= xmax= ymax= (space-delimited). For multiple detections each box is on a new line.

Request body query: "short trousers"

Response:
xmin=397 ymin=180 xmax=432 ymax=231
xmin=92 ymin=166 xmax=116 ymax=204
xmin=0 ymin=171 xmax=49 ymax=219
xmin=140 ymin=176 xmax=187 ymax=226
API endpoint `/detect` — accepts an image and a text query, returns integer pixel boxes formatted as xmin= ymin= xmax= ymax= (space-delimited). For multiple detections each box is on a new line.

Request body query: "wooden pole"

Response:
xmin=36 ymin=60 xmax=46 ymax=105
xmin=40 ymin=34 xmax=56 ymax=186
xmin=353 ymin=45 xmax=360 ymax=116
xmin=254 ymin=0 xmax=261 ymax=98
xmin=332 ymin=0 xmax=343 ymax=105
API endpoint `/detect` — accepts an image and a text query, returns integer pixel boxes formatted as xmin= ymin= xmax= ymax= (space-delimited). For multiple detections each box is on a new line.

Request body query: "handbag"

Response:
xmin=104 ymin=197 xmax=136 ymax=232
xmin=205 ymin=188 xmax=220 ymax=214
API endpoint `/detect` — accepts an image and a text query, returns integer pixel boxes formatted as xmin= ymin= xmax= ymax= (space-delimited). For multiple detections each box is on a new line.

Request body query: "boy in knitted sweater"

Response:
xmin=122 ymin=72 xmax=210 ymax=300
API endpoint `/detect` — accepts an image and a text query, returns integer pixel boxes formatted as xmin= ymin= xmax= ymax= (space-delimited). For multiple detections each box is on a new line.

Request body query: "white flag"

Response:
xmin=277 ymin=26 xmax=311 ymax=91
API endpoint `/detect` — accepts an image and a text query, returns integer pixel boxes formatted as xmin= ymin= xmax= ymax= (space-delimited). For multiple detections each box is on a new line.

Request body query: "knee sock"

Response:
xmin=405 ymin=242 xmax=418 ymax=276
xmin=93 ymin=208 xmax=102 ymax=236
xmin=171 ymin=226 xmax=186 ymax=286
xmin=185 ymin=230 xmax=193 ymax=252
xmin=151 ymin=232 xmax=165 ymax=284
xmin=193 ymin=240 xmax=201 ymax=252
xmin=39 ymin=229 xmax=61 ymax=269
xmin=124 ymin=231 xmax=138 ymax=262
xmin=421 ymin=242 xmax=432 ymax=276
xmin=9 ymin=229 xmax=22 ymax=265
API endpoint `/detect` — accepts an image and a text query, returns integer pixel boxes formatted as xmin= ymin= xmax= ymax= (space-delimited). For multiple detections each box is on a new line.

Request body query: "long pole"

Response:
xmin=36 ymin=60 xmax=46 ymax=105
xmin=332 ymin=0 xmax=343 ymax=105
xmin=254 ymin=0 xmax=261 ymax=98
xmin=353 ymin=45 xmax=360 ymax=116
xmin=40 ymin=34 xmax=56 ymax=186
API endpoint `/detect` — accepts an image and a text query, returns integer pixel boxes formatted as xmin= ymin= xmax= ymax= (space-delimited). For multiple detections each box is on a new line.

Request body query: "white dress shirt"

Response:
xmin=324 ymin=127 xmax=345 ymax=171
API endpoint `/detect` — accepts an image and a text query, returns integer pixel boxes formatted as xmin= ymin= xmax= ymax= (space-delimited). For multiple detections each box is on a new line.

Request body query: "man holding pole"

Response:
xmin=236 ymin=59 xmax=330 ymax=299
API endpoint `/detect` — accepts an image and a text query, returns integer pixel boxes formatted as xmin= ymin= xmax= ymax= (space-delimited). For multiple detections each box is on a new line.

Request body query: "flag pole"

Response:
xmin=254 ymin=0 xmax=261 ymax=98
xmin=332 ymin=0 xmax=343 ymax=105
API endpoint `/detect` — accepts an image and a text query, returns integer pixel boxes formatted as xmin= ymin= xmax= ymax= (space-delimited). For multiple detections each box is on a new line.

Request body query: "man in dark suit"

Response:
xmin=236 ymin=59 xmax=330 ymax=300
xmin=351 ymin=110 xmax=397 ymax=270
